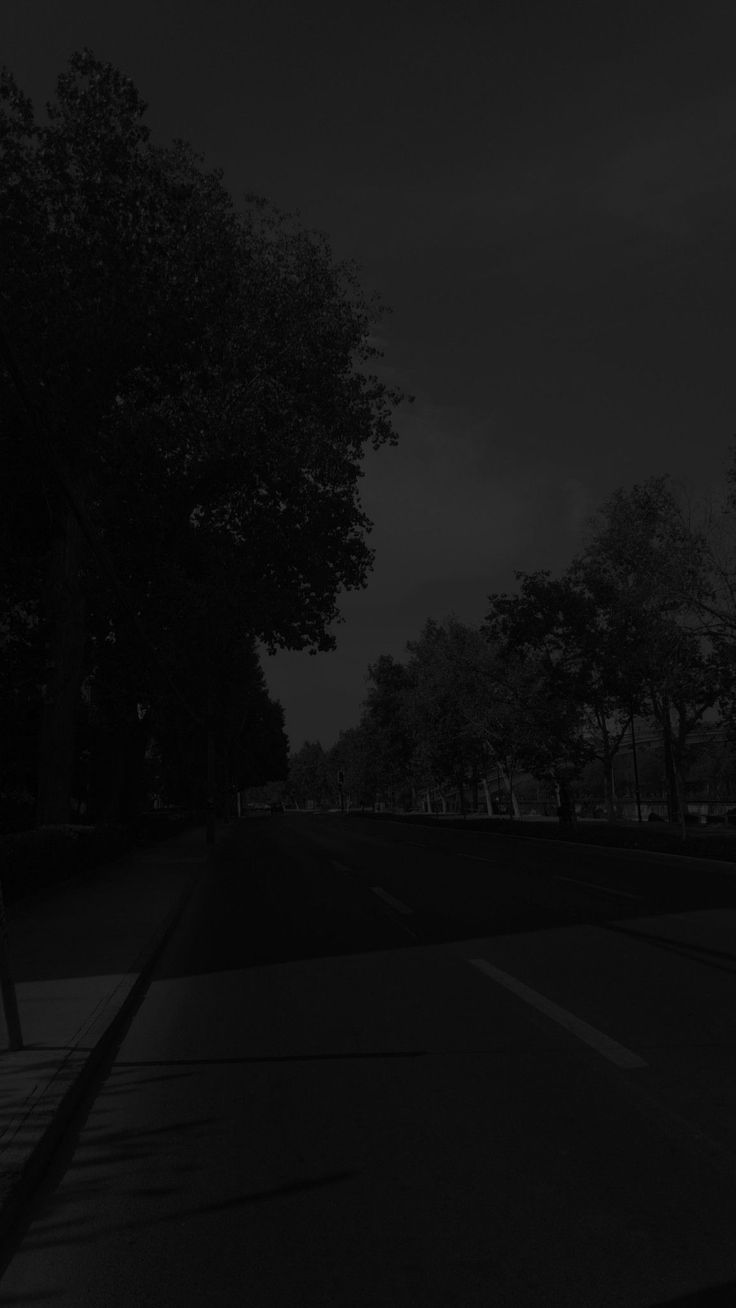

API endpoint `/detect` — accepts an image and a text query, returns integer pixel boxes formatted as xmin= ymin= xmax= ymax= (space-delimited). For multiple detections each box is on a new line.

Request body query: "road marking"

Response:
xmin=370 ymin=886 xmax=414 ymax=915
xmin=554 ymin=874 xmax=642 ymax=901
xmin=468 ymin=958 xmax=647 ymax=1069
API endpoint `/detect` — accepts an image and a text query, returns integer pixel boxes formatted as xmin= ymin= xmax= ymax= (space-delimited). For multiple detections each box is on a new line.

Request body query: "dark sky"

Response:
xmin=4 ymin=2 xmax=736 ymax=750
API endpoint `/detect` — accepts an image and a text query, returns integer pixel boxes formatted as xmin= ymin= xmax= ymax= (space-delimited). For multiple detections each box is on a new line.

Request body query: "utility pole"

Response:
xmin=0 ymin=881 xmax=22 ymax=1051
xmin=630 ymin=712 xmax=642 ymax=823
xmin=205 ymin=620 xmax=216 ymax=845
xmin=206 ymin=707 xmax=216 ymax=844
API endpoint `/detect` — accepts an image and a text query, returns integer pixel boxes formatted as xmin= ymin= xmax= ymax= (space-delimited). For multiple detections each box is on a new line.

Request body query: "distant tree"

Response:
xmin=484 ymin=571 xmax=639 ymax=821
xmin=403 ymin=618 xmax=507 ymax=814
xmin=575 ymin=477 xmax=719 ymax=829
xmin=360 ymin=655 xmax=415 ymax=809
xmin=682 ymin=447 xmax=736 ymax=742
xmin=484 ymin=584 xmax=599 ymax=825
xmin=683 ymin=727 xmax=736 ymax=802
xmin=286 ymin=740 xmax=333 ymax=810
xmin=346 ymin=620 xmax=524 ymax=815
xmin=328 ymin=725 xmax=375 ymax=809
xmin=684 ymin=443 xmax=736 ymax=641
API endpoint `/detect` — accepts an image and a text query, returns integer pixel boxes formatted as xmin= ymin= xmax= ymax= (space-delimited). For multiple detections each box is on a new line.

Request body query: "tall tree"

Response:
xmin=404 ymin=618 xmax=507 ymax=814
xmin=484 ymin=586 xmax=596 ymax=824
xmin=485 ymin=571 xmax=640 ymax=821
xmin=0 ymin=51 xmax=409 ymax=826
xmin=574 ymin=477 xmax=719 ymax=828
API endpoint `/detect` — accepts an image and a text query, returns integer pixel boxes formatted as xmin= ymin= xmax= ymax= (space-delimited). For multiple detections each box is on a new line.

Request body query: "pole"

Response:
xmin=630 ymin=713 xmax=642 ymax=823
xmin=0 ymin=881 xmax=22 ymax=1051
xmin=205 ymin=624 xmax=216 ymax=845
xmin=206 ymin=705 xmax=216 ymax=844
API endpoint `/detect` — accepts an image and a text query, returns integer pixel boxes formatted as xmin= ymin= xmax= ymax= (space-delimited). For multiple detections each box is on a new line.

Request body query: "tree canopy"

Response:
xmin=0 ymin=50 xmax=409 ymax=828
xmin=317 ymin=473 xmax=735 ymax=829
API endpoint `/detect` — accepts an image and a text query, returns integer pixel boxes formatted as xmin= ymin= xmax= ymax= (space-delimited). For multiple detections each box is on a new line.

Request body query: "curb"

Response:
xmin=0 ymin=853 xmax=209 ymax=1261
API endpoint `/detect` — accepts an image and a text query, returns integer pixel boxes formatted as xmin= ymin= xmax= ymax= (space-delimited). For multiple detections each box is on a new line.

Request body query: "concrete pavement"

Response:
xmin=4 ymin=814 xmax=736 ymax=1302
xmin=4 ymin=815 xmax=736 ymax=1303
xmin=0 ymin=822 xmax=217 ymax=1253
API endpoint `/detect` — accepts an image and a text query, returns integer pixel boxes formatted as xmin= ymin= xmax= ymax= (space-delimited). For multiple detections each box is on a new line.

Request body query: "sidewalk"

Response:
xmin=0 ymin=821 xmax=217 ymax=1250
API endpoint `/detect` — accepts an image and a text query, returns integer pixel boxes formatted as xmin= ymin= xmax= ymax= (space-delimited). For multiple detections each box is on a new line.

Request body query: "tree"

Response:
xmin=484 ymin=571 xmax=641 ymax=821
xmin=227 ymin=671 xmax=289 ymax=796
xmin=484 ymin=586 xmax=597 ymax=824
xmin=328 ymin=725 xmax=375 ymax=810
xmin=402 ymin=618 xmax=508 ymax=814
xmin=0 ymin=51 xmax=409 ymax=826
xmin=286 ymin=741 xmax=333 ymax=810
xmin=359 ymin=655 xmax=415 ymax=809
xmin=679 ymin=446 xmax=736 ymax=743
xmin=574 ymin=477 xmax=719 ymax=830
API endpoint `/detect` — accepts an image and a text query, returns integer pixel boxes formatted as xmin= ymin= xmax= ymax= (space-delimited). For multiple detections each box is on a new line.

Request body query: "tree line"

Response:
xmin=0 ymin=51 xmax=407 ymax=832
xmin=288 ymin=468 xmax=736 ymax=830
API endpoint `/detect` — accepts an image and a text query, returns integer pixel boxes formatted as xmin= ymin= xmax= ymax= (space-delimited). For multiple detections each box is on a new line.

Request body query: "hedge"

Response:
xmin=0 ymin=809 xmax=204 ymax=905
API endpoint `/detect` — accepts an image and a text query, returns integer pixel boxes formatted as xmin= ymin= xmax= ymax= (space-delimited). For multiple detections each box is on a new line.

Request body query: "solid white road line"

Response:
xmin=469 ymin=958 xmax=647 ymax=1069
xmin=370 ymin=886 xmax=414 ymax=916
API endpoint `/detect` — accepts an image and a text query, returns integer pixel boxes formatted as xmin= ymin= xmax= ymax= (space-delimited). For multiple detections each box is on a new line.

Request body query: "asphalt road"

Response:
xmin=3 ymin=814 xmax=736 ymax=1305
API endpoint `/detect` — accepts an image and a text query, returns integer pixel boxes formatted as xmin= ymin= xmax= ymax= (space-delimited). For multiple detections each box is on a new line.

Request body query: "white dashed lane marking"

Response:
xmin=469 ymin=958 xmax=647 ymax=1069
xmin=553 ymin=874 xmax=642 ymax=901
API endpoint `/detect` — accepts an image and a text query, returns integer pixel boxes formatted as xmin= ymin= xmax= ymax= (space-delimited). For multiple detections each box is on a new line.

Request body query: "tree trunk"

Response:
xmin=661 ymin=696 xmax=681 ymax=826
xmin=36 ymin=496 xmax=86 ymax=826
xmin=556 ymin=776 xmax=576 ymax=826
xmin=481 ymin=776 xmax=493 ymax=816
xmin=602 ymin=749 xmax=617 ymax=823
xmin=496 ymin=759 xmax=521 ymax=818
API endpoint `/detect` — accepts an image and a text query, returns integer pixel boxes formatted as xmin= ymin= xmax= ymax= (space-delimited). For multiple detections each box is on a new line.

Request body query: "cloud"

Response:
xmin=592 ymin=91 xmax=736 ymax=237
xmin=354 ymin=396 xmax=594 ymax=608
xmin=561 ymin=476 xmax=595 ymax=537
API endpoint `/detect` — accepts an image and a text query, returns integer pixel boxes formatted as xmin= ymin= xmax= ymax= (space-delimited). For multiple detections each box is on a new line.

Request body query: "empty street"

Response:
xmin=3 ymin=815 xmax=736 ymax=1306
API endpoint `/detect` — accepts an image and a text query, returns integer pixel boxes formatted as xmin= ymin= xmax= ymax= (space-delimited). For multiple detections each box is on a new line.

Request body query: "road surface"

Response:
xmin=3 ymin=814 xmax=736 ymax=1305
